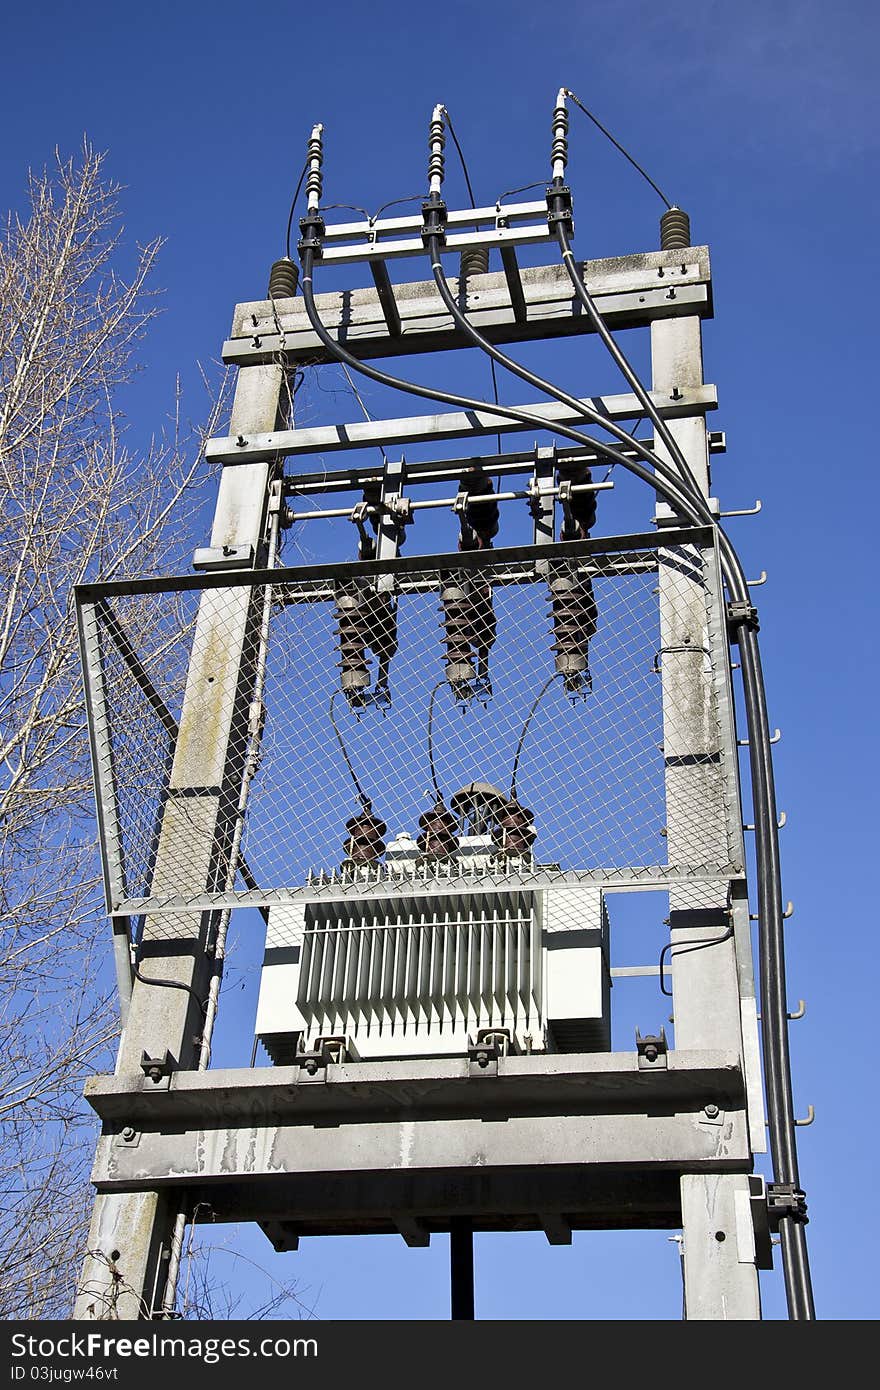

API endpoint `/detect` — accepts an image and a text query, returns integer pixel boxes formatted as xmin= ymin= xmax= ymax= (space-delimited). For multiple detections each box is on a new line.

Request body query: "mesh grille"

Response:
xmin=77 ymin=533 xmax=740 ymax=924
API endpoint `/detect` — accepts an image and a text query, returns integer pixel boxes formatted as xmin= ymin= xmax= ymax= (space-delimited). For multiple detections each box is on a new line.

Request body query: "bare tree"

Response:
xmin=0 ymin=143 xmax=227 ymax=1318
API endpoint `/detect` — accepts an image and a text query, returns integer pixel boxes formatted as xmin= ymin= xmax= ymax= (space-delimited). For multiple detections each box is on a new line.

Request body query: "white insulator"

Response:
xmin=428 ymin=102 xmax=446 ymax=195
xmin=551 ymin=88 xmax=569 ymax=182
xmin=306 ymin=122 xmax=324 ymax=211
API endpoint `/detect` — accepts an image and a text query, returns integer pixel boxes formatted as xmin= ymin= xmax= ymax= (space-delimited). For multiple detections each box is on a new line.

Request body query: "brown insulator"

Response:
xmin=547 ymin=571 xmax=598 ymax=693
xmin=494 ymin=798 xmax=537 ymax=857
xmin=660 ymin=207 xmax=691 ymax=251
xmin=335 ymin=588 xmax=370 ymax=705
xmin=459 ymin=247 xmax=490 ymax=279
xmin=440 ymin=580 xmax=476 ymax=687
xmin=417 ymin=796 xmax=459 ymax=859
xmin=344 ymin=803 xmax=387 ymax=864
xmin=268 ymin=257 xmax=299 ymax=300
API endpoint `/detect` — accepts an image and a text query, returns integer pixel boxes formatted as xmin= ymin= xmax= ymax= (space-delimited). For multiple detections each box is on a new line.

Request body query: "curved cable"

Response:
xmin=426 ymin=680 xmax=446 ymax=799
xmin=329 ymin=690 xmax=371 ymax=807
xmin=510 ymin=673 xmax=560 ymax=799
xmin=285 ymin=163 xmax=308 ymax=260
xmin=564 ymin=88 xmax=673 ymax=210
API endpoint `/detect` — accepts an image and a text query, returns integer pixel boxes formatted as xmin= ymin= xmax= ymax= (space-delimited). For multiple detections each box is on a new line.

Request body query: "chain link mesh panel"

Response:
xmin=77 ymin=533 xmax=741 ymax=920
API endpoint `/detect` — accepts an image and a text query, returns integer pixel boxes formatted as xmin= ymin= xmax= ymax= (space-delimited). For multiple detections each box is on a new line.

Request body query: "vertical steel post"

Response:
xmin=74 ymin=363 xmax=286 ymax=1320
xmin=652 ymin=310 xmax=761 ymax=1319
xmin=450 ymin=1219 xmax=475 ymax=1320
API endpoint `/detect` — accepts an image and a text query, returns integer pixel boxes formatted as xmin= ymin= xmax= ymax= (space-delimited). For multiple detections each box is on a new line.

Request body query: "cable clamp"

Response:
xmin=545 ymin=184 xmax=574 ymax=230
xmin=767 ymin=1182 xmax=809 ymax=1229
xmin=297 ymin=211 xmax=326 ymax=257
xmin=421 ymin=195 xmax=448 ymax=245
xmin=726 ymin=599 xmax=760 ymax=635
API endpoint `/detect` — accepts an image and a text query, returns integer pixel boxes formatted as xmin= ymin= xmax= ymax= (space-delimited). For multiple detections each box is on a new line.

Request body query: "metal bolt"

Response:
xmin=147 ymin=1067 xmax=162 ymax=1084
xmin=236 ymin=434 xmax=247 ymax=447
xmin=121 ymin=1127 xmax=136 ymax=1142
xmin=476 ymin=1050 xmax=489 ymax=1069
xmin=704 ymin=1103 xmax=720 ymax=1119
xmin=304 ymin=1058 xmax=319 ymax=1076
xmin=644 ymin=1044 xmax=658 ymax=1063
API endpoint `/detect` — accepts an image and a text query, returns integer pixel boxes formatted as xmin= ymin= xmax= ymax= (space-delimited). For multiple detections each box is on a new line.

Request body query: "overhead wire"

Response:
xmin=284 ymin=163 xmax=308 ymax=260
xmin=329 ymin=690 xmax=371 ymax=807
xmin=563 ymin=88 xmax=673 ymax=210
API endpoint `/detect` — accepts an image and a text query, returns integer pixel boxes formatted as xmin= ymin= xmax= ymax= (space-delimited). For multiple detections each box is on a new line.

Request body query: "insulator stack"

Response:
xmin=459 ymin=247 xmax=489 ymax=279
xmin=557 ymin=459 xmax=597 ymax=540
xmin=268 ymin=257 xmax=299 ymax=300
xmin=440 ymin=580 xmax=475 ymax=687
xmin=417 ymin=797 xmax=459 ymax=859
xmin=335 ymin=587 xmax=370 ymax=705
xmin=428 ymin=104 xmax=446 ymax=193
xmin=551 ymin=91 xmax=569 ymax=182
xmin=494 ymin=798 xmax=537 ymax=857
xmin=344 ymin=803 xmax=387 ymax=864
xmin=440 ymin=576 xmax=496 ymax=692
xmin=306 ymin=123 xmax=324 ymax=210
xmin=660 ymin=206 xmax=691 ymax=250
xmin=459 ymin=469 xmax=499 ymax=550
xmin=547 ymin=569 xmax=598 ymax=693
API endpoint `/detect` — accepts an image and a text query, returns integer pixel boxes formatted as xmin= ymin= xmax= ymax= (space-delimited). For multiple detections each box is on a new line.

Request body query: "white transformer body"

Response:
xmin=256 ymin=877 xmax=610 ymax=1064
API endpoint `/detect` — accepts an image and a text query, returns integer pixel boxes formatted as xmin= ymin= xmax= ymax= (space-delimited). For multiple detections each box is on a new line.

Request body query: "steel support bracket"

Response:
xmin=545 ymin=185 xmax=574 ymax=231
xmin=139 ymin=1050 xmax=174 ymax=1089
xmin=192 ymin=544 xmax=255 ymax=572
xmin=421 ymin=197 xmax=447 ymax=245
xmin=468 ymin=1029 xmax=510 ymax=1075
xmin=293 ymin=1035 xmax=348 ymax=1080
xmin=297 ymin=212 xmax=326 ymax=258
xmin=767 ymin=1181 xmax=809 ymax=1229
xmin=636 ymin=1027 xmax=669 ymax=1070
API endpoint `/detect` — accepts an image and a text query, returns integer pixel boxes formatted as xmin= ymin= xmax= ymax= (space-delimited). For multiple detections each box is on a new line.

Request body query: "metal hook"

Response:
xmin=788 ymin=1000 xmax=806 ymax=1020
xmin=743 ymin=812 xmax=786 ymax=831
xmin=737 ymin=728 xmax=781 ymax=747
xmin=750 ymin=902 xmax=794 ymax=922
xmin=747 ymin=571 xmax=767 ymax=586
xmin=720 ymin=500 xmax=763 ymax=517
xmin=795 ymin=1106 xmax=815 ymax=1127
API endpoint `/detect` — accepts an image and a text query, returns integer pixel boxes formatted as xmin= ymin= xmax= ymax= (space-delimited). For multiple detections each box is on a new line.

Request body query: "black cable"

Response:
xmin=441 ymin=107 xmax=503 ymax=458
xmin=658 ymin=926 xmax=734 ymax=997
xmin=426 ymin=233 xmax=716 ymax=537
xmin=133 ymin=964 xmax=206 ymax=1010
xmin=319 ymin=202 xmax=371 ymax=220
xmin=329 ymin=690 xmax=370 ymax=807
xmin=299 ymin=249 xmax=708 ymax=536
xmin=497 ymin=181 xmax=547 ymax=204
xmin=372 ymin=194 xmax=424 ymax=219
xmin=285 ymin=163 xmax=308 ymax=261
xmin=426 ymin=680 xmax=446 ymax=799
xmin=564 ymin=88 xmax=673 ymax=210
xmin=510 ymin=673 xmax=560 ymax=799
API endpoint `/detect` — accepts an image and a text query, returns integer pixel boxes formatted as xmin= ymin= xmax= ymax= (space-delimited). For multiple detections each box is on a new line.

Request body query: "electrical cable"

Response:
xmin=496 ymin=181 xmax=547 ymax=204
xmin=426 ymin=680 xmax=446 ymax=799
xmin=299 ymin=191 xmax=812 ymax=1313
xmin=372 ymin=194 xmax=424 ymax=219
xmin=550 ymin=189 xmax=813 ymax=1316
xmin=510 ymin=672 xmax=560 ymax=800
xmin=563 ymin=88 xmax=673 ymax=210
xmin=658 ymin=926 xmax=735 ymax=997
xmin=329 ymin=690 xmax=371 ymax=807
xmin=284 ymin=163 xmax=308 ymax=261
xmin=133 ymin=964 xmax=205 ymax=1009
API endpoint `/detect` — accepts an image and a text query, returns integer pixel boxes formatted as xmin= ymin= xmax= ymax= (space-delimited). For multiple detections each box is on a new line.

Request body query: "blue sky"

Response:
xmin=3 ymin=1 xmax=878 ymax=1321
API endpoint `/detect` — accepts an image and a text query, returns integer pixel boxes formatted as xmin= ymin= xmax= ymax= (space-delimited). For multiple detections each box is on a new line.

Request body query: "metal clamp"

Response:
xmin=636 ymin=1027 xmax=668 ymax=1070
xmin=726 ymin=599 xmax=760 ymax=634
xmin=468 ymin=1028 xmax=510 ymax=1074
xmin=293 ymin=1035 xmax=348 ymax=1079
xmin=767 ymin=1182 xmax=809 ymax=1229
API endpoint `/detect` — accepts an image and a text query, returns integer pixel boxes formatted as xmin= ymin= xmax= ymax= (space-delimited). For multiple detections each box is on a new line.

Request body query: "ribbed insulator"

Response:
xmin=428 ymin=113 xmax=446 ymax=187
xmin=335 ymin=590 xmax=370 ymax=703
xmin=557 ymin=459 xmax=597 ymax=539
xmin=268 ymin=258 xmax=299 ymax=300
xmin=344 ymin=804 xmax=387 ymax=864
xmin=459 ymin=247 xmax=489 ymax=279
xmin=440 ymin=581 xmax=475 ymax=686
xmin=660 ymin=207 xmax=691 ymax=250
xmin=547 ymin=572 xmax=598 ymax=690
xmin=417 ymin=797 xmax=459 ymax=859
xmin=550 ymin=103 xmax=569 ymax=173
xmin=306 ymin=126 xmax=324 ymax=207
xmin=494 ymin=799 xmax=537 ymax=857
